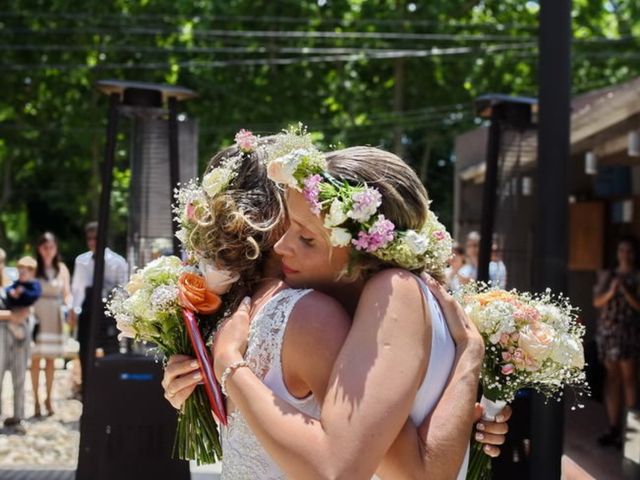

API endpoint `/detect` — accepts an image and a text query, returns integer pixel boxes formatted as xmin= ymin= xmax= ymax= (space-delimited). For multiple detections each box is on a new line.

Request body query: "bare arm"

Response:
xmin=215 ymin=270 xmax=430 ymax=479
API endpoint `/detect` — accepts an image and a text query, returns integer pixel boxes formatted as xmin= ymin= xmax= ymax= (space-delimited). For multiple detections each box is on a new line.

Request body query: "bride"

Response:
xmin=163 ymin=131 xmax=510 ymax=478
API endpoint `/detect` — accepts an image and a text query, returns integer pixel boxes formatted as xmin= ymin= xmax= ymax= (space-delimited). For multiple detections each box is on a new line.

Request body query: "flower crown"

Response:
xmin=173 ymin=129 xmax=260 ymax=290
xmin=266 ymin=132 xmax=453 ymax=276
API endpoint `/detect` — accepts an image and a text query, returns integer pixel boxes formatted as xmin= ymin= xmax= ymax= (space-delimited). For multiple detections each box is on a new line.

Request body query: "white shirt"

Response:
xmin=489 ymin=260 xmax=507 ymax=289
xmin=71 ymin=248 xmax=128 ymax=313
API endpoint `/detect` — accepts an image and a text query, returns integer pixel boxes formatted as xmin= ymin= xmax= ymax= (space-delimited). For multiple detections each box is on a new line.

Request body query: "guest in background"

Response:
xmin=31 ymin=232 xmax=72 ymax=417
xmin=458 ymin=231 xmax=480 ymax=285
xmin=69 ymin=222 xmax=127 ymax=388
xmin=593 ymin=236 xmax=640 ymax=448
xmin=445 ymin=243 xmax=466 ymax=293
xmin=0 ymin=249 xmax=31 ymax=433
xmin=489 ymin=242 xmax=508 ymax=289
xmin=4 ymin=256 xmax=41 ymax=340
xmin=0 ymin=249 xmax=10 ymax=287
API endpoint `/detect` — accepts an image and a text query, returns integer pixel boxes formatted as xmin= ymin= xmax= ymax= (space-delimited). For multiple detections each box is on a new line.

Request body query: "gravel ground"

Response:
xmin=0 ymin=361 xmax=80 ymax=468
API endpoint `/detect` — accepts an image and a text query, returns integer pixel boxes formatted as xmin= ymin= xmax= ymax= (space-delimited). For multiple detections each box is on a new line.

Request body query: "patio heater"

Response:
xmin=76 ymin=80 xmax=197 ymax=480
xmin=474 ymin=94 xmax=537 ymax=284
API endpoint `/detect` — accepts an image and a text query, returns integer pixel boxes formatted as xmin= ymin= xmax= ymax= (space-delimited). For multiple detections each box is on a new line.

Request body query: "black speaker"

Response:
xmin=76 ymin=354 xmax=190 ymax=480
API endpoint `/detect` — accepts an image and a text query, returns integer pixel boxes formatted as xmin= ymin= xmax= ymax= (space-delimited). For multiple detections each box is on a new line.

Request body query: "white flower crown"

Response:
xmin=265 ymin=128 xmax=453 ymax=276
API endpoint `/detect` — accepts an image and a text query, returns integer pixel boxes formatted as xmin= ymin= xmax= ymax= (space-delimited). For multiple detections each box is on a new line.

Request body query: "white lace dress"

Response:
xmin=221 ymin=288 xmax=318 ymax=479
xmin=220 ymin=282 xmax=468 ymax=479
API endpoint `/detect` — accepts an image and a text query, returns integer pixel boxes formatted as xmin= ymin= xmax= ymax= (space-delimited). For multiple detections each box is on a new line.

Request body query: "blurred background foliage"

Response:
xmin=1 ymin=0 xmax=639 ymax=263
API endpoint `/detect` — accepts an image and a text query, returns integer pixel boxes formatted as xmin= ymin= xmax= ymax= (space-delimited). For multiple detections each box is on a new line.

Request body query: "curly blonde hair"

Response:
xmin=188 ymin=136 xmax=286 ymax=306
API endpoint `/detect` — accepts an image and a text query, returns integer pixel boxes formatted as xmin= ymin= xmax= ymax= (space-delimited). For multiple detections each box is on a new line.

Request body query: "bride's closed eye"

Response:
xmin=299 ymin=235 xmax=314 ymax=246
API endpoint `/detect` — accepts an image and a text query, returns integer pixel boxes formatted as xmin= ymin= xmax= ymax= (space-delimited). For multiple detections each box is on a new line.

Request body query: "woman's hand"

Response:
xmin=474 ymin=404 xmax=512 ymax=457
xmin=422 ymin=274 xmax=484 ymax=352
xmin=212 ymin=297 xmax=252 ymax=382
xmin=161 ymin=354 xmax=201 ymax=410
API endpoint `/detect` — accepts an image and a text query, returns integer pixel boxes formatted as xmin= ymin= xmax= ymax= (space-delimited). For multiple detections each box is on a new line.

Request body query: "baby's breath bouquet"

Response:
xmin=457 ymin=285 xmax=588 ymax=480
xmin=107 ymin=256 xmax=227 ymax=464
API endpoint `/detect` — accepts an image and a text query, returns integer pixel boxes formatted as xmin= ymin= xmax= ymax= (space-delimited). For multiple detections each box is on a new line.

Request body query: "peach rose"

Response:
xmin=178 ymin=272 xmax=222 ymax=314
xmin=518 ymin=322 xmax=556 ymax=361
xmin=475 ymin=290 xmax=515 ymax=306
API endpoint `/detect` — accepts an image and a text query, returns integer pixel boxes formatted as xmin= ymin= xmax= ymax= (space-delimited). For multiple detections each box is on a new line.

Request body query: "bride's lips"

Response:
xmin=281 ymin=263 xmax=299 ymax=276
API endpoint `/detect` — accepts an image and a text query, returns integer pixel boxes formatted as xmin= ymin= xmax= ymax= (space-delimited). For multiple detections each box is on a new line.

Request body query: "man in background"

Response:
xmin=68 ymin=222 xmax=128 ymax=389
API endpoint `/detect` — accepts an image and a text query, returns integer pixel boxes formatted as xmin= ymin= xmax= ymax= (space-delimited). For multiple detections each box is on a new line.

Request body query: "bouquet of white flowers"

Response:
xmin=107 ymin=256 xmax=227 ymax=464
xmin=457 ymin=285 xmax=588 ymax=480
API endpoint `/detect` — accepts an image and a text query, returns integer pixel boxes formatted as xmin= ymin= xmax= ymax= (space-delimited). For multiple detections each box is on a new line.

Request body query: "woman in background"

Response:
xmin=31 ymin=232 xmax=72 ymax=417
xmin=593 ymin=236 xmax=640 ymax=448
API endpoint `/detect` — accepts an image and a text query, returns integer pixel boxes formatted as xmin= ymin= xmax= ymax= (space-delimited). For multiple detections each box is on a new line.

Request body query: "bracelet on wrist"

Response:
xmin=220 ymin=360 xmax=249 ymax=396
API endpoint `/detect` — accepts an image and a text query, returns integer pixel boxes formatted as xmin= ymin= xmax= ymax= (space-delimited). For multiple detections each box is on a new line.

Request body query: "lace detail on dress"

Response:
xmin=221 ymin=288 xmax=313 ymax=480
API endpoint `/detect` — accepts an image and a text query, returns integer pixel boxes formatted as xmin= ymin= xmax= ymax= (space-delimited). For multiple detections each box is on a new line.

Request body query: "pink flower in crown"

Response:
xmin=433 ymin=230 xmax=446 ymax=241
xmin=184 ymin=201 xmax=196 ymax=222
xmin=352 ymin=215 xmax=396 ymax=253
xmin=303 ymin=174 xmax=323 ymax=216
xmin=235 ymin=129 xmax=258 ymax=153
xmin=348 ymin=188 xmax=382 ymax=222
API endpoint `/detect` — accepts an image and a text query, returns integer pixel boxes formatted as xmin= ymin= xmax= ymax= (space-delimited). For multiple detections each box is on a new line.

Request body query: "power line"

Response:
xmin=0 ymin=44 xmax=539 ymax=71
xmin=0 ymin=11 xmax=540 ymax=31
xmin=0 ymin=26 xmax=535 ymax=43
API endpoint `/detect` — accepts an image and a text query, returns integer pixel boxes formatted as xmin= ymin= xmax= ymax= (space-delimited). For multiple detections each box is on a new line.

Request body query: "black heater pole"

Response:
xmin=530 ymin=0 xmax=572 ymax=478
xmin=77 ymin=91 xmax=120 ymax=479
xmin=84 ymin=91 xmax=120 ymax=398
xmin=168 ymin=96 xmax=181 ymax=256
xmin=478 ymin=106 xmax=502 ymax=283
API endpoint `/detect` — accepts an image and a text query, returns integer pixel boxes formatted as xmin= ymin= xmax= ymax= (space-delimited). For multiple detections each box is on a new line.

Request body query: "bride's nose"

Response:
xmin=274 ymin=229 xmax=294 ymax=257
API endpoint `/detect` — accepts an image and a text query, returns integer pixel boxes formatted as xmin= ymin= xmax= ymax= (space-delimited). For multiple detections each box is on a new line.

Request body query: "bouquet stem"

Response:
xmin=173 ymin=385 xmax=223 ymax=464
xmin=466 ymin=395 xmax=507 ymax=480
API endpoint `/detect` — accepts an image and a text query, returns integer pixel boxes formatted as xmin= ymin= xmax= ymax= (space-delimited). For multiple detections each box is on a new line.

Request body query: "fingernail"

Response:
xmin=483 ymin=445 xmax=493 ymax=454
xmin=242 ymin=296 xmax=251 ymax=306
xmin=496 ymin=415 xmax=505 ymax=422
xmin=476 ymin=422 xmax=485 ymax=431
xmin=193 ymin=373 xmax=202 ymax=381
xmin=190 ymin=361 xmax=199 ymax=368
xmin=475 ymin=432 xmax=484 ymax=441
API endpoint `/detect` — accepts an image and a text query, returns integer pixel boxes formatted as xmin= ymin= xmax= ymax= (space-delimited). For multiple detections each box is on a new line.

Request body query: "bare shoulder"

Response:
xmin=287 ymin=290 xmax=351 ymax=346
xmin=362 ymin=268 xmax=425 ymax=310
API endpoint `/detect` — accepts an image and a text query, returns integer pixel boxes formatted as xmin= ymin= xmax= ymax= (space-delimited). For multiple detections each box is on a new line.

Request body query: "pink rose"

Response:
xmin=501 ymin=364 xmax=515 ymax=375
xmin=501 ymin=351 xmax=512 ymax=362
xmin=499 ymin=333 xmax=511 ymax=346
xmin=433 ymin=231 xmax=446 ymax=241
xmin=518 ymin=322 xmax=556 ymax=361
xmin=185 ymin=201 xmax=196 ymax=222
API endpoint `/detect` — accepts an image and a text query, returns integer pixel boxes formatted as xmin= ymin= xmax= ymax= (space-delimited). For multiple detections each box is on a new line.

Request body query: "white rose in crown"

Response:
xmin=267 ymin=149 xmax=308 ymax=189
xmin=403 ymin=230 xmax=429 ymax=255
xmin=324 ymin=199 xmax=348 ymax=227
xmin=203 ymin=168 xmax=234 ymax=197
xmin=200 ymin=260 xmax=241 ymax=295
xmin=518 ymin=322 xmax=556 ymax=361
xmin=330 ymin=228 xmax=352 ymax=247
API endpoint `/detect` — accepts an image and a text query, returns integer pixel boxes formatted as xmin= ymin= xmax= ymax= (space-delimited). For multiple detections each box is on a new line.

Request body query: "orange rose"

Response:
xmin=178 ymin=272 xmax=222 ymax=314
xmin=474 ymin=290 xmax=514 ymax=306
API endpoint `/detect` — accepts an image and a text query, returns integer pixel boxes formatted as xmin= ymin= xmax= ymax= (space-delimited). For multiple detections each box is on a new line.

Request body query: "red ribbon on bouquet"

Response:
xmin=182 ymin=308 xmax=227 ymax=426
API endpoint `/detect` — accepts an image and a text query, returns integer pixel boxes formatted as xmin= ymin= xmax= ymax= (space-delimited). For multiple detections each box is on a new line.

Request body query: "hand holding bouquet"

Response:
xmin=107 ymin=256 xmax=227 ymax=464
xmin=458 ymin=285 xmax=588 ymax=480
